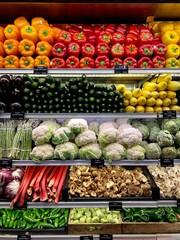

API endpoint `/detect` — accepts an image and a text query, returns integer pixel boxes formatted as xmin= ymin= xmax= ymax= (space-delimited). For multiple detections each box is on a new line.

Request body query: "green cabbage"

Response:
xmin=161 ymin=119 xmax=179 ymax=135
xmin=175 ymin=131 xmax=180 ymax=146
xmin=145 ymin=143 xmax=161 ymax=159
xmin=161 ymin=147 xmax=177 ymax=159
xmin=157 ymin=130 xmax=174 ymax=147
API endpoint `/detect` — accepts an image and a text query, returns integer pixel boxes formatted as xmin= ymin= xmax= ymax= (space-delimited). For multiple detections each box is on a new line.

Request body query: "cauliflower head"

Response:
xmin=40 ymin=120 xmax=60 ymax=133
xmin=54 ymin=142 xmax=79 ymax=160
xmin=99 ymin=122 xmax=118 ymax=132
xmin=118 ymin=127 xmax=142 ymax=147
xmin=52 ymin=127 xmax=75 ymax=145
xmin=67 ymin=118 xmax=88 ymax=133
xmin=79 ymin=143 xmax=102 ymax=160
xmin=146 ymin=143 xmax=161 ymax=159
xmin=103 ymin=143 xmax=126 ymax=162
xmin=30 ymin=143 xmax=54 ymax=162
xmin=131 ymin=121 xmax=150 ymax=140
xmin=98 ymin=128 xmax=119 ymax=147
xmin=161 ymin=119 xmax=179 ymax=135
xmin=89 ymin=122 xmax=99 ymax=136
xmin=75 ymin=130 xmax=97 ymax=147
xmin=157 ymin=130 xmax=174 ymax=147
xmin=32 ymin=125 xmax=52 ymax=145
xmin=127 ymin=145 xmax=145 ymax=160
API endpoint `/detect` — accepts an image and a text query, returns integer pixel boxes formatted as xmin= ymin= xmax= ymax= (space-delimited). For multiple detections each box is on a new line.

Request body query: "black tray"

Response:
xmin=65 ymin=166 xmax=160 ymax=202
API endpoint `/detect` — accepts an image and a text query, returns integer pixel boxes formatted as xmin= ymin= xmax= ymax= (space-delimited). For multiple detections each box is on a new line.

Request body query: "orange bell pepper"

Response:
xmin=0 ymin=26 xmax=6 ymax=42
xmin=14 ymin=16 xmax=30 ymax=29
xmin=18 ymin=39 xmax=35 ymax=56
xmin=0 ymin=56 xmax=4 ymax=68
xmin=38 ymin=26 xmax=55 ymax=44
xmin=4 ymin=55 xmax=19 ymax=68
xmin=36 ymin=41 xmax=52 ymax=57
xmin=4 ymin=24 xmax=20 ymax=40
xmin=34 ymin=56 xmax=50 ymax=68
xmin=52 ymin=27 xmax=62 ymax=42
xmin=0 ymin=41 xmax=5 ymax=57
xmin=31 ymin=17 xmax=49 ymax=30
xmin=20 ymin=25 xmax=38 ymax=44
xmin=19 ymin=56 xmax=34 ymax=68
xmin=4 ymin=39 xmax=19 ymax=55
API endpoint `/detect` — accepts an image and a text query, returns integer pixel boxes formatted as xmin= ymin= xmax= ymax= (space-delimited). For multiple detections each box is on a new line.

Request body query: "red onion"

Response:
xmin=4 ymin=179 xmax=20 ymax=199
xmin=12 ymin=168 xmax=24 ymax=180
xmin=0 ymin=169 xmax=13 ymax=186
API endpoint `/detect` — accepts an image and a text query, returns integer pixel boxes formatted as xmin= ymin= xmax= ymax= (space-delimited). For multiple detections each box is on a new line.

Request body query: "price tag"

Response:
xmin=109 ymin=202 xmax=122 ymax=211
xmin=34 ymin=66 xmax=48 ymax=74
xmin=17 ymin=235 xmax=31 ymax=240
xmin=11 ymin=112 xmax=24 ymax=120
xmin=91 ymin=159 xmax=104 ymax=168
xmin=0 ymin=159 xmax=12 ymax=169
xmin=160 ymin=158 xmax=174 ymax=167
xmin=100 ymin=234 xmax=113 ymax=240
xmin=177 ymin=199 xmax=180 ymax=208
xmin=80 ymin=236 xmax=93 ymax=240
xmin=14 ymin=201 xmax=27 ymax=210
xmin=114 ymin=65 xmax=128 ymax=74
xmin=162 ymin=110 xmax=176 ymax=119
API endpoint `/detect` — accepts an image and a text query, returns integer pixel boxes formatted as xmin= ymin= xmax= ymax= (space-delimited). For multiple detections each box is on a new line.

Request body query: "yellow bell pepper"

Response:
xmin=160 ymin=23 xmax=174 ymax=34
xmin=20 ymin=25 xmax=38 ymax=44
xmin=162 ymin=31 xmax=179 ymax=45
xmin=165 ymin=44 xmax=180 ymax=59
xmin=165 ymin=57 xmax=180 ymax=68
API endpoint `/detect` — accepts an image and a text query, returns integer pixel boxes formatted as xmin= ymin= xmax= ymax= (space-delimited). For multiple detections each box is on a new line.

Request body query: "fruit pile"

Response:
xmin=117 ymin=74 xmax=180 ymax=112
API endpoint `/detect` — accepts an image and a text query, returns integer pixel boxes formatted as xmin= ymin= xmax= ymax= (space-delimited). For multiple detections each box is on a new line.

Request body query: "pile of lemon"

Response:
xmin=116 ymin=74 xmax=180 ymax=113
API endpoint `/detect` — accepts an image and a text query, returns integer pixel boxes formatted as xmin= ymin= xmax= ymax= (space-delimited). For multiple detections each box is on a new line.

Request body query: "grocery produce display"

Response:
xmin=0 ymin=208 xmax=68 ymax=229
xmin=116 ymin=73 xmax=180 ymax=113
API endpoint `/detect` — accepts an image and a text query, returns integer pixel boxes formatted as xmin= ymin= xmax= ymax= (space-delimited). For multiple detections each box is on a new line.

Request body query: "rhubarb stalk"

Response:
xmin=55 ymin=166 xmax=68 ymax=203
xmin=34 ymin=166 xmax=48 ymax=192
xmin=52 ymin=166 xmax=64 ymax=193
xmin=39 ymin=166 xmax=53 ymax=202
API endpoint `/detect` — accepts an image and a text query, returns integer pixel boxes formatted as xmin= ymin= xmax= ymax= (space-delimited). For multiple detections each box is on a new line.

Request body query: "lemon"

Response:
xmin=129 ymin=97 xmax=138 ymax=106
xmin=151 ymin=91 xmax=159 ymax=99
xmin=142 ymin=90 xmax=151 ymax=98
xmin=169 ymin=105 xmax=180 ymax=112
xmin=157 ymin=75 xmax=166 ymax=83
xmin=155 ymin=98 xmax=163 ymax=106
xmin=132 ymin=88 xmax=142 ymax=98
xmin=162 ymin=107 xmax=170 ymax=111
xmin=154 ymin=106 xmax=163 ymax=112
xmin=151 ymin=78 xmax=158 ymax=83
xmin=171 ymin=98 xmax=178 ymax=105
xmin=162 ymin=98 xmax=171 ymax=107
xmin=123 ymin=99 xmax=130 ymax=106
xmin=146 ymin=97 xmax=156 ymax=106
xmin=116 ymin=84 xmax=126 ymax=93
xmin=125 ymin=106 xmax=136 ymax=113
xmin=163 ymin=74 xmax=172 ymax=83
xmin=157 ymin=81 xmax=167 ymax=91
xmin=167 ymin=81 xmax=180 ymax=91
xmin=166 ymin=91 xmax=176 ymax=99
xmin=145 ymin=106 xmax=154 ymax=112
xmin=143 ymin=82 xmax=158 ymax=91
xmin=159 ymin=91 xmax=167 ymax=99
xmin=142 ymin=82 xmax=149 ymax=88
xmin=123 ymin=90 xmax=132 ymax=99
xmin=136 ymin=105 xmax=145 ymax=113
xmin=137 ymin=96 xmax=146 ymax=106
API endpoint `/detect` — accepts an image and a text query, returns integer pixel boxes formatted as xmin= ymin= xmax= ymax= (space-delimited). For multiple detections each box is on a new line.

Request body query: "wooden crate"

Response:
xmin=68 ymin=213 xmax=122 ymax=235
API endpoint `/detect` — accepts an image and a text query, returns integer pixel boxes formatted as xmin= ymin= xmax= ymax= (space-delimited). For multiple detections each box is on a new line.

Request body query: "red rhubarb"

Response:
xmin=39 ymin=166 xmax=53 ymax=202
xmin=34 ymin=166 xmax=48 ymax=192
xmin=47 ymin=166 xmax=59 ymax=183
xmin=52 ymin=166 xmax=64 ymax=193
xmin=48 ymin=166 xmax=61 ymax=188
xmin=55 ymin=166 xmax=68 ymax=203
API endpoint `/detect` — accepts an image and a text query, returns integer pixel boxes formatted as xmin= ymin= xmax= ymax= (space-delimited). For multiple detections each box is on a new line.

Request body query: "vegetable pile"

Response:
xmin=121 ymin=207 xmax=179 ymax=223
xmin=10 ymin=166 xmax=68 ymax=207
xmin=23 ymin=74 xmax=124 ymax=113
xmin=68 ymin=166 xmax=152 ymax=198
xmin=0 ymin=208 xmax=68 ymax=229
xmin=69 ymin=208 xmax=120 ymax=223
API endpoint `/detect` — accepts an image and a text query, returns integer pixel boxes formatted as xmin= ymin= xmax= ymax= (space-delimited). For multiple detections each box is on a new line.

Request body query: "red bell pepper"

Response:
xmin=98 ymin=31 xmax=112 ymax=44
xmin=68 ymin=42 xmax=80 ymax=57
xmin=88 ymin=33 xmax=97 ymax=46
xmin=123 ymin=57 xmax=137 ymax=68
xmin=110 ymin=58 xmax=123 ymax=68
xmin=125 ymin=44 xmax=138 ymax=58
xmin=81 ymin=43 xmax=95 ymax=58
xmin=152 ymin=56 xmax=166 ymax=68
xmin=52 ymin=42 xmax=67 ymax=58
xmin=111 ymin=44 xmax=124 ymax=59
xmin=112 ymin=32 xmax=125 ymax=45
xmin=94 ymin=25 xmax=102 ymax=37
xmin=95 ymin=55 xmax=110 ymax=68
xmin=139 ymin=24 xmax=152 ymax=33
xmin=126 ymin=33 xmax=138 ymax=45
xmin=82 ymin=24 xmax=94 ymax=36
xmin=152 ymin=36 xmax=162 ymax=44
xmin=66 ymin=56 xmax=79 ymax=68
xmin=138 ymin=32 xmax=153 ymax=44
xmin=96 ymin=43 xmax=109 ymax=56
xmin=138 ymin=44 xmax=154 ymax=58
xmin=116 ymin=24 xmax=127 ymax=35
xmin=138 ymin=57 xmax=153 ymax=68
xmin=68 ymin=25 xmax=81 ymax=34
xmin=128 ymin=24 xmax=139 ymax=36
xmin=80 ymin=57 xmax=94 ymax=68
xmin=50 ymin=58 xmax=66 ymax=68
xmin=105 ymin=24 xmax=115 ymax=34
xmin=57 ymin=30 xmax=72 ymax=46
xmin=72 ymin=32 xmax=87 ymax=46
xmin=153 ymin=43 xmax=167 ymax=57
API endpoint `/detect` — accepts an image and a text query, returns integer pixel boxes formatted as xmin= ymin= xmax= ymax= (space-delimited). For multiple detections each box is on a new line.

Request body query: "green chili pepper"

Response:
xmin=13 ymin=221 xmax=17 ymax=229
xmin=0 ymin=218 xmax=2 ymax=227
xmin=23 ymin=212 xmax=40 ymax=223
xmin=9 ymin=220 xmax=14 ymax=228
xmin=39 ymin=222 xmax=55 ymax=229
xmin=54 ymin=218 xmax=59 ymax=228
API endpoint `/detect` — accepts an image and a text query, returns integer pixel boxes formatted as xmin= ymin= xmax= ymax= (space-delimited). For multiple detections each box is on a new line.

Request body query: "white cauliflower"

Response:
xmin=54 ymin=142 xmax=78 ymax=160
xmin=30 ymin=143 xmax=54 ymax=162
xmin=89 ymin=122 xmax=99 ymax=136
xmin=75 ymin=130 xmax=97 ymax=147
xmin=79 ymin=143 xmax=102 ymax=160
xmin=127 ymin=145 xmax=145 ymax=160
xmin=98 ymin=128 xmax=119 ymax=147
xmin=32 ymin=125 xmax=52 ymax=145
xmin=67 ymin=118 xmax=88 ymax=133
xmin=116 ymin=118 xmax=129 ymax=126
xmin=118 ymin=127 xmax=142 ymax=147
xmin=99 ymin=122 xmax=118 ymax=132
xmin=40 ymin=120 xmax=60 ymax=133
xmin=52 ymin=127 xmax=75 ymax=145
xmin=103 ymin=143 xmax=126 ymax=162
